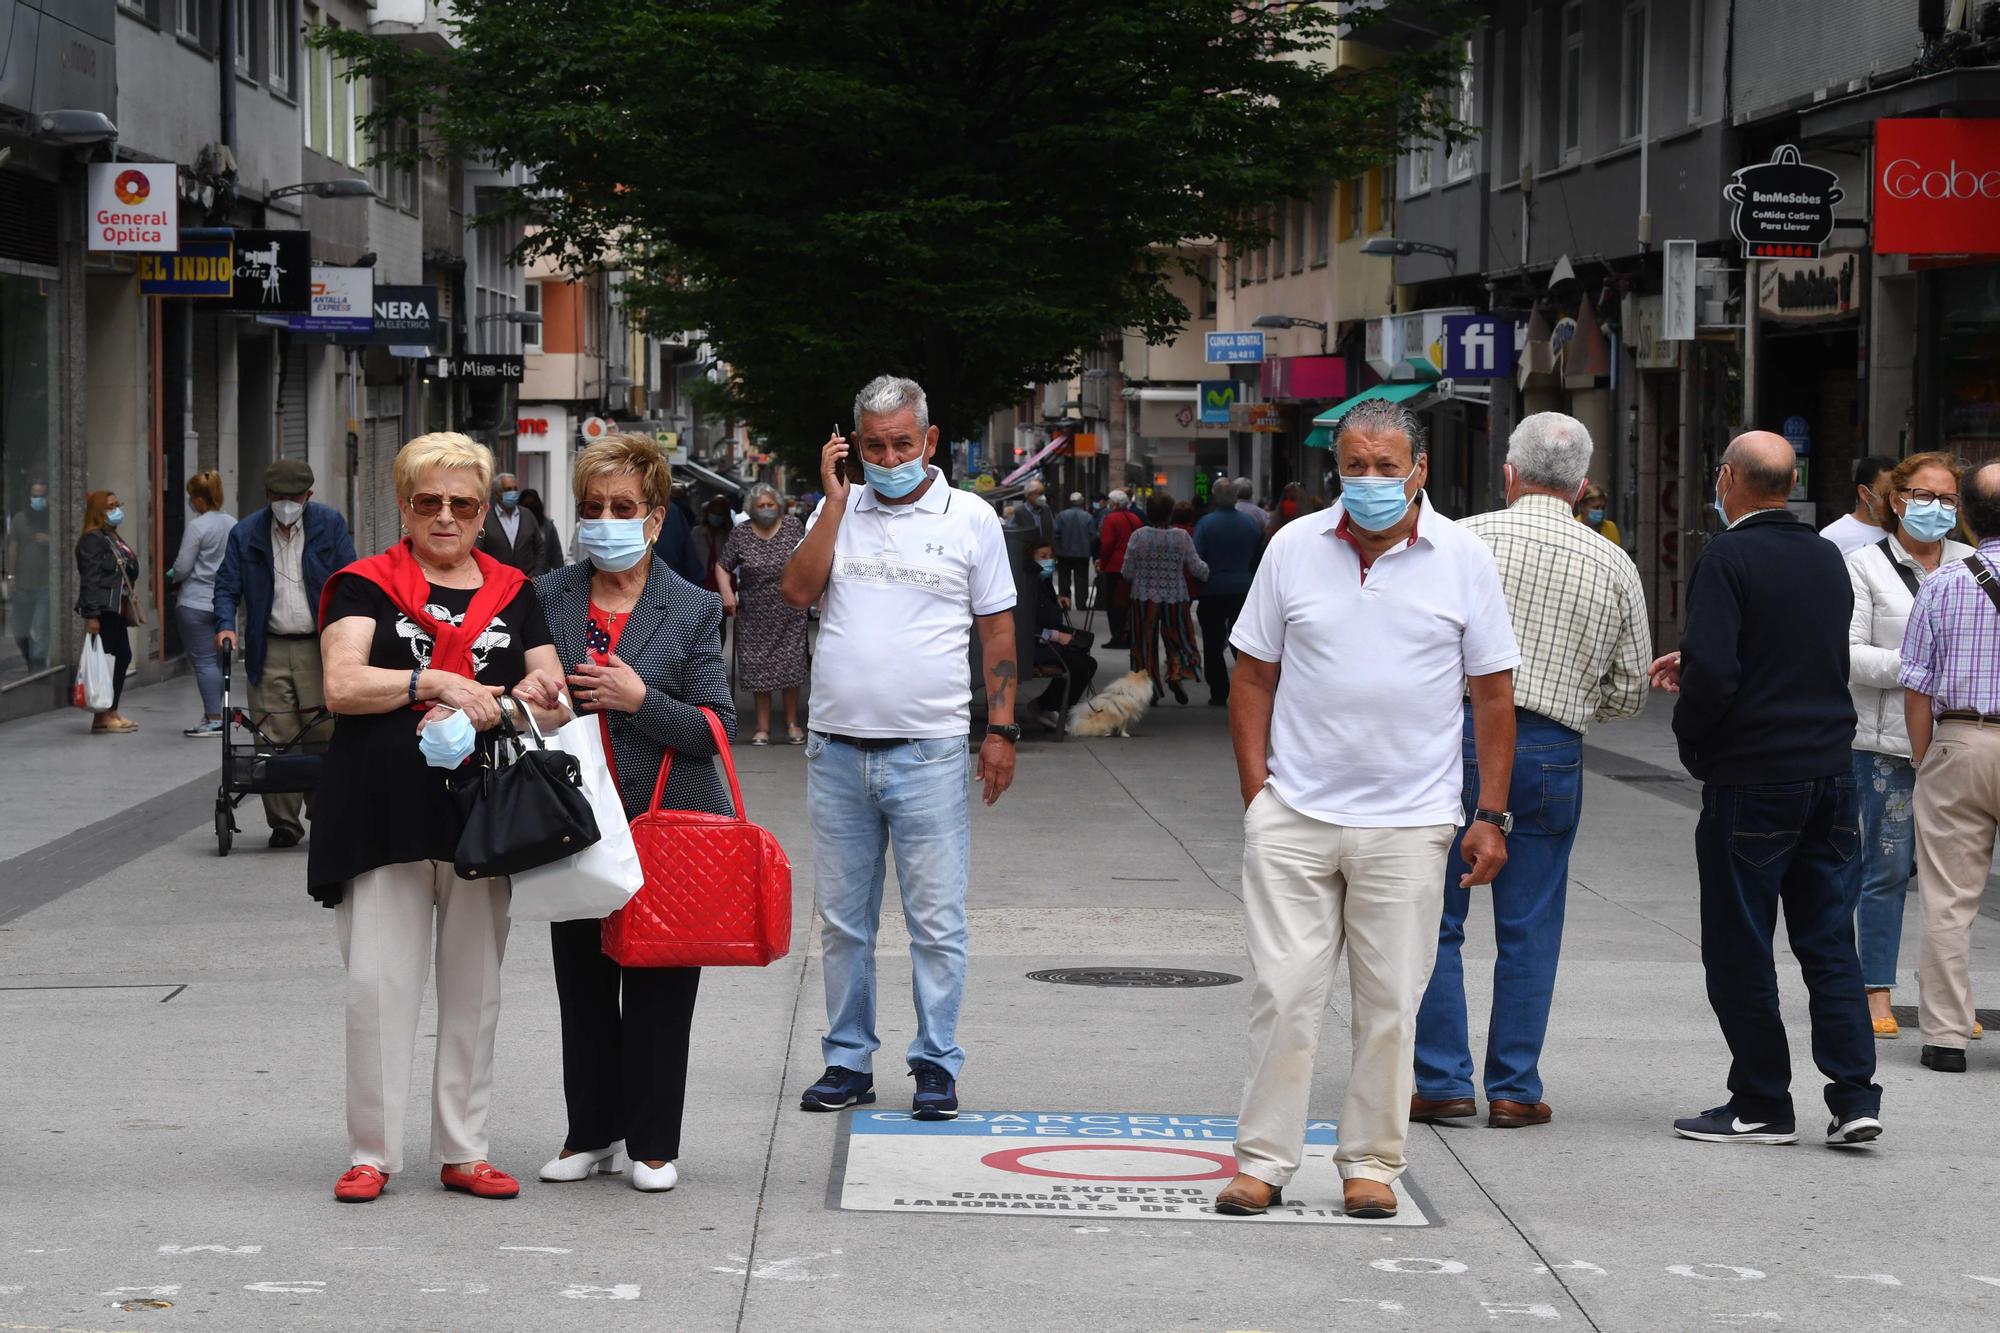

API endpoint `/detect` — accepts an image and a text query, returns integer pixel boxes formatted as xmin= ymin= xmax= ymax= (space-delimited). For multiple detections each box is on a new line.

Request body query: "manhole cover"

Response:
xmin=1027 ymin=968 xmax=1241 ymax=988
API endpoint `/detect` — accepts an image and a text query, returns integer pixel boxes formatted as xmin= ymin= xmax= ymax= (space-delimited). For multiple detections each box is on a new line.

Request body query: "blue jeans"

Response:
xmin=176 ymin=602 xmax=223 ymax=716
xmin=1695 ymin=775 xmax=1879 ymax=1122
xmin=806 ymin=732 xmax=971 ymax=1078
xmin=1850 ymin=750 xmax=1916 ymax=990
xmin=1415 ymin=706 xmax=1582 ymax=1105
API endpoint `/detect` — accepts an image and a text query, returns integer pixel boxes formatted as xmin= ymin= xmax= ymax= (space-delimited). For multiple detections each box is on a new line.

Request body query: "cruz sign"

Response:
xmin=1874 ymin=118 xmax=2000 ymax=256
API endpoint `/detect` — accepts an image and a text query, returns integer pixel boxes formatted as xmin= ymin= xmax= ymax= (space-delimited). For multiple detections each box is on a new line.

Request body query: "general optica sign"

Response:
xmin=1874 ymin=118 xmax=2000 ymax=256
xmin=87 ymin=162 xmax=178 ymax=251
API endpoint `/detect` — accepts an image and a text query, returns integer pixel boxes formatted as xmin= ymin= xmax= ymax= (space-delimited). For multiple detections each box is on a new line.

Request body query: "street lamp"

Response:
xmin=34 ymin=110 xmax=118 ymax=144
xmin=1252 ymin=312 xmax=1330 ymax=354
xmin=1361 ymin=236 xmax=1458 ymax=269
xmin=268 ymin=178 xmax=377 ymax=202
xmin=475 ymin=308 xmax=542 ymax=352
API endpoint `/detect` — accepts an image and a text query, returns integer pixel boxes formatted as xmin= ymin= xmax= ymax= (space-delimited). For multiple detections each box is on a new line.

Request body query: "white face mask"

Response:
xmin=271 ymin=500 xmax=304 ymax=527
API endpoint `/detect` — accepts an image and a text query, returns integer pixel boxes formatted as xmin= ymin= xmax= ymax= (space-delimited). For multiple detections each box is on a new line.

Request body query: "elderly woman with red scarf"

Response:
xmin=309 ymin=432 xmax=568 ymax=1205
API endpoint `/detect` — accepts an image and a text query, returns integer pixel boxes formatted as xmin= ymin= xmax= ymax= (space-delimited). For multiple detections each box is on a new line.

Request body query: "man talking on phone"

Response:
xmin=781 ymin=375 xmax=1018 ymax=1121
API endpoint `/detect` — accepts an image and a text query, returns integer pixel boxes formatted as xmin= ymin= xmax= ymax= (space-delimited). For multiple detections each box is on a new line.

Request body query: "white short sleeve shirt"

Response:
xmin=1230 ymin=495 xmax=1521 ymax=827
xmin=807 ymin=468 xmax=1016 ymax=738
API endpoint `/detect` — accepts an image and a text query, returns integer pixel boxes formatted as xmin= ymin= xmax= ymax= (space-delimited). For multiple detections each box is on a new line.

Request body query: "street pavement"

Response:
xmin=4 ymin=648 xmax=2000 ymax=1333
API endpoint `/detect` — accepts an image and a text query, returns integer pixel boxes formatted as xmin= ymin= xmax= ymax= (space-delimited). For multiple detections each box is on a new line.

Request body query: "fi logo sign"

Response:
xmin=1198 ymin=380 xmax=1237 ymax=425
xmin=1441 ymin=315 xmax=1518 ymax=379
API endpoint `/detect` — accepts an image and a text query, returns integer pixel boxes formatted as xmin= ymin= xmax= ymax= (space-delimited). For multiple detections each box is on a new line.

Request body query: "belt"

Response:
xmin=1937 ymin=711 xmax=2000 ymax=725
xmin=267 ymin=631 xmax=317 ymax=641
xmin=814 ymin=731 xmax=916 ymax=751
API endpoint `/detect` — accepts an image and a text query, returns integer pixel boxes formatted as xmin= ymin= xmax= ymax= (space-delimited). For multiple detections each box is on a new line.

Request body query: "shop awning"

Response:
xmin=1002 ymin=433 xmax=1071 ymax=485
xmin=1303 ymin=426 xmax=1335 ymax=449
xmin=674 ymin=460 xmax=744 ymax=495
xmin=1311 ymin=379 xmax=1434 ymax=428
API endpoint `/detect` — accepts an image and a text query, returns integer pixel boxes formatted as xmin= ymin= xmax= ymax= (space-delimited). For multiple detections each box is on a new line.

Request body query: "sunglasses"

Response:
xmin=409 ymin=493 xmax=483 ymax=520
xmin=577 ymin=498 xmax=656 ymax=520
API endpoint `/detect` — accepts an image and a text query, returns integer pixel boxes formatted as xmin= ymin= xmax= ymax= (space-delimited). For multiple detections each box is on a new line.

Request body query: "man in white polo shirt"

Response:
xmin=1215 ymin=398 xmax=1520 ymax=1220
xmin=780 ymin=375 xmax=1019 ymax=1123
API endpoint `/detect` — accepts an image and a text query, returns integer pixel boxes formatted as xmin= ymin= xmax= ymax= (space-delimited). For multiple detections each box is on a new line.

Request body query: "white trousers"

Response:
xmin=335 ymin=860 xmax=511 ymax=1174
xmin=1233 ymin=788 xmax=1452 ymax=1186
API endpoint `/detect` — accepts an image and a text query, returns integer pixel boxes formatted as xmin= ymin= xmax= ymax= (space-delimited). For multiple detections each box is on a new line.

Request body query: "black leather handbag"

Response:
xmin=450 ymin=700 xmax=601 ymax=880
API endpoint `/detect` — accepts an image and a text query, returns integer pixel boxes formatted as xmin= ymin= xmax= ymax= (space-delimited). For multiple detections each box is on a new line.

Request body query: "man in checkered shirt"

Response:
xmin=1412 ymin=412 xmax=1651 ymax=1131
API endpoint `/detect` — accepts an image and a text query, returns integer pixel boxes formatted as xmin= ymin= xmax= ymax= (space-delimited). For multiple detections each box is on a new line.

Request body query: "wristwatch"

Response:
xmin=1472 ymin=808 xmax=1514 ymax=835
xmin=985 ymin=723 xmax=1021 ymax=744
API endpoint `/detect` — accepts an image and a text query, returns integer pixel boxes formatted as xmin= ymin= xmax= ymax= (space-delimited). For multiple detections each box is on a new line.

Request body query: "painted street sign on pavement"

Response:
xmin=833 ymin=1110 xmax=1432 ymax=1227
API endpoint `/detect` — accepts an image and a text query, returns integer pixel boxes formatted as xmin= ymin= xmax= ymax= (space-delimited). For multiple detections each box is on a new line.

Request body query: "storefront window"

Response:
xmin=0 ymin=274 xmax=56 ymax=686
xmin=1933 ymin=265 xmax=2000 ymax=469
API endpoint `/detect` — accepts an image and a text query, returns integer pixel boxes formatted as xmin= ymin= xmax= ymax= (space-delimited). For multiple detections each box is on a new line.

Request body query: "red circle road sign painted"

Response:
xmin=980 ymin=1145 xmax=1237 ymax=1182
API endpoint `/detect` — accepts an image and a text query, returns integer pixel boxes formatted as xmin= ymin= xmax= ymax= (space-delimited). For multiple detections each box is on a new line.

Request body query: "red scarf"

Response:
xmin=317 ymin=540 xmax=528 ymax=680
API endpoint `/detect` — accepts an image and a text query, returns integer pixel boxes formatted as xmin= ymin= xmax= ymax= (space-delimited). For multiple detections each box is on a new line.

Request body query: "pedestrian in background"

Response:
xmin=1096 ymin=488 xmax=1143 ymax=649
xmin=1573 ymin=482 xmax=1621 ymax=547
xmin=479 ymin=471 xmax=550 ymax=575
xmin=1267 ymin=482 xmax=1308 ymax=537
xmin=73 ymin=488 xmax=140 ymax=734
xmin=1843 ymin=452 xmax=1972 ymax=1040
xmin=168 ymin=469 xmax=235 ymax=737
xmin=1192 ymin=479 xmax=1261 ymax=708
xmin=782 ymin=375 xmax=1018 ymax=1123
xmin=7 ymin=478 xmax=51 ymax=672
xmin=213 ymin=459 xmax=357 ymax=849
xmin=1413 ymin=413 xmax=1650 ymax=1132
xmin=1122 ymin=492 xmax=1208 ymax=705
xmin=1217 ymin=398 xmax=1519 ymax=1221
xmin=717 ymin=481 xmax=808 ymax=745
xmin=1024 ymin=536 xmax=1097 ymax=730
xmin=1234 ymin=477 xmax=1268 ymax=530
xmin=1053 ymin=491 xmax=1094 ymax=608
xmin=1900 ymin=462 xmax=2000 ymax=1075
xmin=1822 ymin=455 xmax=1897 ymax=555
xmin=516 ymin=487 xmax=567 ymax=571
xmin=1008 ymin=478 xmax=1056 ymax=548
xmin=1653 ymin=430 xmax=1881 ymax=1148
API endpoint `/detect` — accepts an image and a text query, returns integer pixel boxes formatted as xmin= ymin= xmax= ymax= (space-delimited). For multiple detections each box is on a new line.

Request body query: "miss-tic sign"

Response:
xmin=1874 ymin=118 xmax=2000 ymax=256
xmin=87 ymin=163 xmax=178 ymax=251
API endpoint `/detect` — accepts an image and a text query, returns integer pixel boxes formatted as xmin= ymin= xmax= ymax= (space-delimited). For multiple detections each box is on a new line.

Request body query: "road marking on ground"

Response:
xmin=710 ymin=1251 xmax=842 ymax=1282
xmin=497 ymin=1246 xmax=572 ymax=1255
xmin=242 ymin=1281 xmax=323 ymax=1295
xmin=1482 ymin=1302 xmax=1561 ymax=1319
xmin=1834 ymin=1274 xmax=1901 ymax=1285
xmin=1534 ymin=1260 xmax=1607 ymax=1276
xmin=98 ymin=1287 xmax=177 ymax=1300
xmin=1669 ymin=1264 xmax=1766 ymax=1281
xmin=1370 ymin=1258 xmax=1467 ymax=1275
xmin=832 ymin=1110 xmax=1434 ymax=1226
xmin=156 ymin=1244 xmax=260 ymax=1255
xmin=559 ymin=1284 xmax=639 ymax=1300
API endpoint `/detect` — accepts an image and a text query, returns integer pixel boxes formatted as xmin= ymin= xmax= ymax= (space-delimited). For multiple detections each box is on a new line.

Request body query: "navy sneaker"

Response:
xmin=799 ymin=1066 xmax=874 ymax=1112
xmin=1826 ymin=1114 xmax=1883 ymax=1147
xmin=909 ymin=1061 xmax=959 ymax=1121
xmin=1671 ymin=1104 xmax=1797 ymax=1144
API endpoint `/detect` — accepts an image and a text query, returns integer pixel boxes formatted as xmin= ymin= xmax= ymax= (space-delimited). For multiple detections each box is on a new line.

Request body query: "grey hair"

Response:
xmin=1335 ymin=397 xmax=1427 ymax=461
xmin=1233 ymin=476 xmax=1254 ymax=494
xmin=744 ymin=481 xmax=781 ymax=510
xmin=853 ymin=375 xmax=930 ymax=433
xmin=1211 ymin=478 xmax=1237 ymax=505
xmin=1506 ymin=412 xmax=1594 ymax=491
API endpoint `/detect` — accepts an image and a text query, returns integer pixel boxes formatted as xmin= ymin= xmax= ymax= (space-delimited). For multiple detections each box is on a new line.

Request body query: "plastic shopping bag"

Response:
xmin=507 ymin=707 xmax=643 ymax=922
xmin=72 ymin=633 xmax=114 ymax=712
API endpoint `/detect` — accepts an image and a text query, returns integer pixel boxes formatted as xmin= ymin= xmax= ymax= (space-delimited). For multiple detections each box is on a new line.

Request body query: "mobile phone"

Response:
xmin=838 ymin=423 xmax=864 ymax=484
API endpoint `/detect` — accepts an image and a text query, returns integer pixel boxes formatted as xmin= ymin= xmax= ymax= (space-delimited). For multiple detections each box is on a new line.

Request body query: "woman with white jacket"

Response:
xmin=1844 ymin=451 xmax=1972 ymax=1038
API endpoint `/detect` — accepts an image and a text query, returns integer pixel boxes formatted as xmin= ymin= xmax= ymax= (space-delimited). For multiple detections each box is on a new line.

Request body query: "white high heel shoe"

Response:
xmin=538 ymin=1141 xmax=628 ymax=1182
xmin=630 ymin=1160 xmax=678 ymax=1192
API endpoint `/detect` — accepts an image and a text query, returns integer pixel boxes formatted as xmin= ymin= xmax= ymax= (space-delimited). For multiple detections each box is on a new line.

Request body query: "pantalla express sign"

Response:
xmin=1874 ymin=118 xmax=2000 ymax=256
xmin=1724 ymin=146 xmax=1843 ymax=259
xmin=138 ymin=237 xmax=233 ymax=296
xmin=87 ymin=162 xmax=177 ymax=251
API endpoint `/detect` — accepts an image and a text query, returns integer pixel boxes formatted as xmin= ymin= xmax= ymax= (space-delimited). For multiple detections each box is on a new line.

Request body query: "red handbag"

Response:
xmin=601 ymin=707 xmax=793 ymax=968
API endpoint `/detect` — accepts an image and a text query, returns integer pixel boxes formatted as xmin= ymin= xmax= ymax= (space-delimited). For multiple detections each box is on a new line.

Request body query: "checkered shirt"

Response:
xmin=1459 ymin=493 xmax=1653 ymax=734
xmin=1898 ymin=537 xmax=2000 ymax=716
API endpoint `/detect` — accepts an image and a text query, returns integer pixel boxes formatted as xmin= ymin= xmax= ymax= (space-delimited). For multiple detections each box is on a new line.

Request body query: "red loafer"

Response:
xmin=334 ymin=1165 xmax=387 ymax=1203
xmin=440 ymin=1161 xmax=520 ymax=1199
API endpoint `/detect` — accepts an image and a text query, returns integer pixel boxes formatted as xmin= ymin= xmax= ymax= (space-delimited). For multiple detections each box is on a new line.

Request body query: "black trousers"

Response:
xmin=549 ymin=918 xmax=702 ymax=1163
xmin=1034 ymin=640 xmax=1098 ymax=710
xmin=1694 ymin=776 xmax=1880 ymax=1122
xmin=1194 ymin=592 xmax=1245 ymax=703
xmin=96 ymin=610 xmax=132 ymax=708
xmin=1055 ymin=556 xmax=1089 ymax=608
xmin=1102 ymin=571 xmax=1130 ymax=643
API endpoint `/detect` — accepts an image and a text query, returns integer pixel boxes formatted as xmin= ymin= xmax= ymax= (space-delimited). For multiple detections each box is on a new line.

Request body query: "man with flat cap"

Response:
xmin=1650 ymin=430 xmax=1882 ymax=1150
xmin=214 ymin=459 xmax=357 ymax=848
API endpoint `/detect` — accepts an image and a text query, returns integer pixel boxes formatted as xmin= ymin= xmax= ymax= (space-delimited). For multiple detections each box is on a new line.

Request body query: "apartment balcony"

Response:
xmin=369 ymin=0 xmax=456 ymax=56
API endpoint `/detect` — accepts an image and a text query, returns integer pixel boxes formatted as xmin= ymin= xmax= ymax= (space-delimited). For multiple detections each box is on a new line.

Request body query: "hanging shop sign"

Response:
xmin=1261 ymin=355 xmax=1348 ymax=402
xmin=1204 ymin=331 xmax=1266 ymax=364
xmin=335 ymin=284 xmax=441 ymax=347
xmin=1757 ymin=251 xmax=1863 ymax=323
xmin=137 ymin=236 xmax=233 ymax=297
xmin=87 ymin=162 xmax=177 ymax=251
xmin=219 ymin=230 xmax=311 ymax=314
xmin=1724 ymin=146 xmax=1843 ymax=259
xmin=439 ymin=354 xmax=525 ymax=381
xmin=1440 ymin=314 xmax=1519 ymax=379
xmin=263 ymin=266 xmax=375 ymax=333
xmin=1198 ymin=380 xmax=1238 ymax=424
xmin=1227 ymin=402 xmax=1284 ymax=433
xmin=1874 ymin=118 xmax=2000 ymax=256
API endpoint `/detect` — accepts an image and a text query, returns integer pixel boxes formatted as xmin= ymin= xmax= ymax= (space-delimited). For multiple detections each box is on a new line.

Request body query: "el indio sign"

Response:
xmin=1874 ymin=118 xmax=2000 ymax=255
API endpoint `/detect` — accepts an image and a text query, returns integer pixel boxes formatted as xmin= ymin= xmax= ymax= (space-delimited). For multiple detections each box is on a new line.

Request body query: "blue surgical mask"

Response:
xmin=1339 ymin=468 xmax=1417 ymax=533
xmin=28 ymin=495 xmax=47 ymax=513
xmin=500 ymin=489 xmax=520 ymax=507
xmin=105 ymin=506 xmax=125 ymax=527
xmin=1713 ymin=497 xmax=1731 ymax=527
xmin=751 ymin=506 xmax=779 ymax=527
xmin=1036 ymin=557 xmax=1056 ymax=578
xmin=418 ymin=707 xmax=476 ymax=769
xmin=576 ymin=516 xmax=652 ymax=572
xmin=1587 ymin=508 xmax=1605 ymax=525
xmin=862 ymin=456 xmax=928 ymax=499
xmin=1902 ymin=499 xmax=1958 ymax=542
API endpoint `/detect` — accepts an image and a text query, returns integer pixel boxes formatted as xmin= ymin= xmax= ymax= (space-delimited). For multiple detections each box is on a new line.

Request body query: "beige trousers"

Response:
xmin=1234 ymin=787 xmax=1453 ymax=1186
xmin=1915 ymin=721 xmax=2000 ymax=1048
xmin=336 ymin=860 xmax=511 ymax=1174
xmin=248 ymin=633 xmax=331 ymax=837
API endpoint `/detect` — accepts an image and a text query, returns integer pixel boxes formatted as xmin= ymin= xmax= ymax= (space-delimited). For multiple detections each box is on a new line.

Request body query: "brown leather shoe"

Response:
xmin=1410 ymin=1094 xmax=1477 ymax=1123
xmin=1488 ymin=1099 xmax=1552 ymax=1128
xmin=1213 ymin=1173 xmax=1283 ymax=1216
xmin=1342 ymin=1178 xmax=1398 ymax=1219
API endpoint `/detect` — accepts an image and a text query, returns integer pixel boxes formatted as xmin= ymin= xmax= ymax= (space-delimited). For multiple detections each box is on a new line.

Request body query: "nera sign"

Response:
xmin=336 ymin=284 xmax=440 ymax=346
xmin=1874 ymin=118 xmax=2000 ymax=256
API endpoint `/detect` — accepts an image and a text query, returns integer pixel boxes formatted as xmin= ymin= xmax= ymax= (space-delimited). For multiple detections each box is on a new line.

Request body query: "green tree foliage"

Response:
xmin=333 ymin=1 xmax=1474 ymax=458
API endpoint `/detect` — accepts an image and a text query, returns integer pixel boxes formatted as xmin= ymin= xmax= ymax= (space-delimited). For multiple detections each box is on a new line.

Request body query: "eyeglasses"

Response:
xmin=577 ymin=498 xmax=655 ymax=520
xmin=408 ymin=493 xmax=483 ymax=520
xmin=1900 ymin=487 xmax=1958 ymax=509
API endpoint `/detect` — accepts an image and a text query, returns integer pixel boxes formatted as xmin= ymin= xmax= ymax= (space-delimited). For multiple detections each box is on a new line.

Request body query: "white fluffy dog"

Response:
xmin=1067 ymin=669 xmax=1156 ymax=738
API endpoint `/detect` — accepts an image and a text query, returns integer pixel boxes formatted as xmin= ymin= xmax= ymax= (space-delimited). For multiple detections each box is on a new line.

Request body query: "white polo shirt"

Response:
xmin=806 ymin=468 xmax=1016 ymax=739
xmin=1230 ymin=495 xmax=1520 ymax=827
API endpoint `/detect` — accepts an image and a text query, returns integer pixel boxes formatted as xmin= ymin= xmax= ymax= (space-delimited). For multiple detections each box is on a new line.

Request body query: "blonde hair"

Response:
xmin=1882 ymin=451 xmax=1964 ymax=539
xmin=392 ymin=432 xmax=493 ymax=502
xmin=574 ymin=433 xmax=672 ymax=511
xmin=186 ymin=468 xmax=224 ymax=510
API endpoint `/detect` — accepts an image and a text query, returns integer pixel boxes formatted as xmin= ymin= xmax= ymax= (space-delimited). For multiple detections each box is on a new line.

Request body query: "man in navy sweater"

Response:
xmin=1649 ymin=431 xmax=1882 ymax=1149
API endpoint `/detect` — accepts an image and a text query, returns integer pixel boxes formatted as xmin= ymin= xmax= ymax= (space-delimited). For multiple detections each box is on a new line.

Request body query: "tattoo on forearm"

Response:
xmin=992 ymin=659 xmax=1016 ymax=707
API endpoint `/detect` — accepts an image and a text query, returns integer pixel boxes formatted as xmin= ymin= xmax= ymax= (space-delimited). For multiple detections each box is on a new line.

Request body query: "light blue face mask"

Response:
xmin=1036 ymin=557 xmax=1056 ymax=578
xmin=1587 ymin=508 xmax=1605 ymax=525
xmin=862 ymin=456 xmax=928 ymax=499
xmin=499 ymin=489 xmax=520 ymax=507
xmin=576 ymin=516 xmax=652 ymax=572
xmin=418 ymin=707 xmax=476 ymax=769
xmin=1902 ymin=498 xmax=1958 ymax=542
xmin=28 ymin=495 xmax=47 ymax=513
xmin=1340 ymin=468 xmax=1417 ymax=532
xmin=104 ymin=506 xmax=125 ymax=527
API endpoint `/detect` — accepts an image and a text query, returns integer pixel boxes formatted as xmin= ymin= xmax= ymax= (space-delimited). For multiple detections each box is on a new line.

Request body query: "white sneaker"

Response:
xmin=1826 ymin=1115 xmax=1883 ymax=1147
xmin=631 ymin=1160 xmax=678 ymax=1192
xmin=538 ymin=1141 xmax=628 ymax=1182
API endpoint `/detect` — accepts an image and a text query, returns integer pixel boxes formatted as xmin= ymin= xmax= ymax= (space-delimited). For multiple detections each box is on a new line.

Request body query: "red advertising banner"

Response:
xmin=1874 ymin=118 xmax=2000 ymax=256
